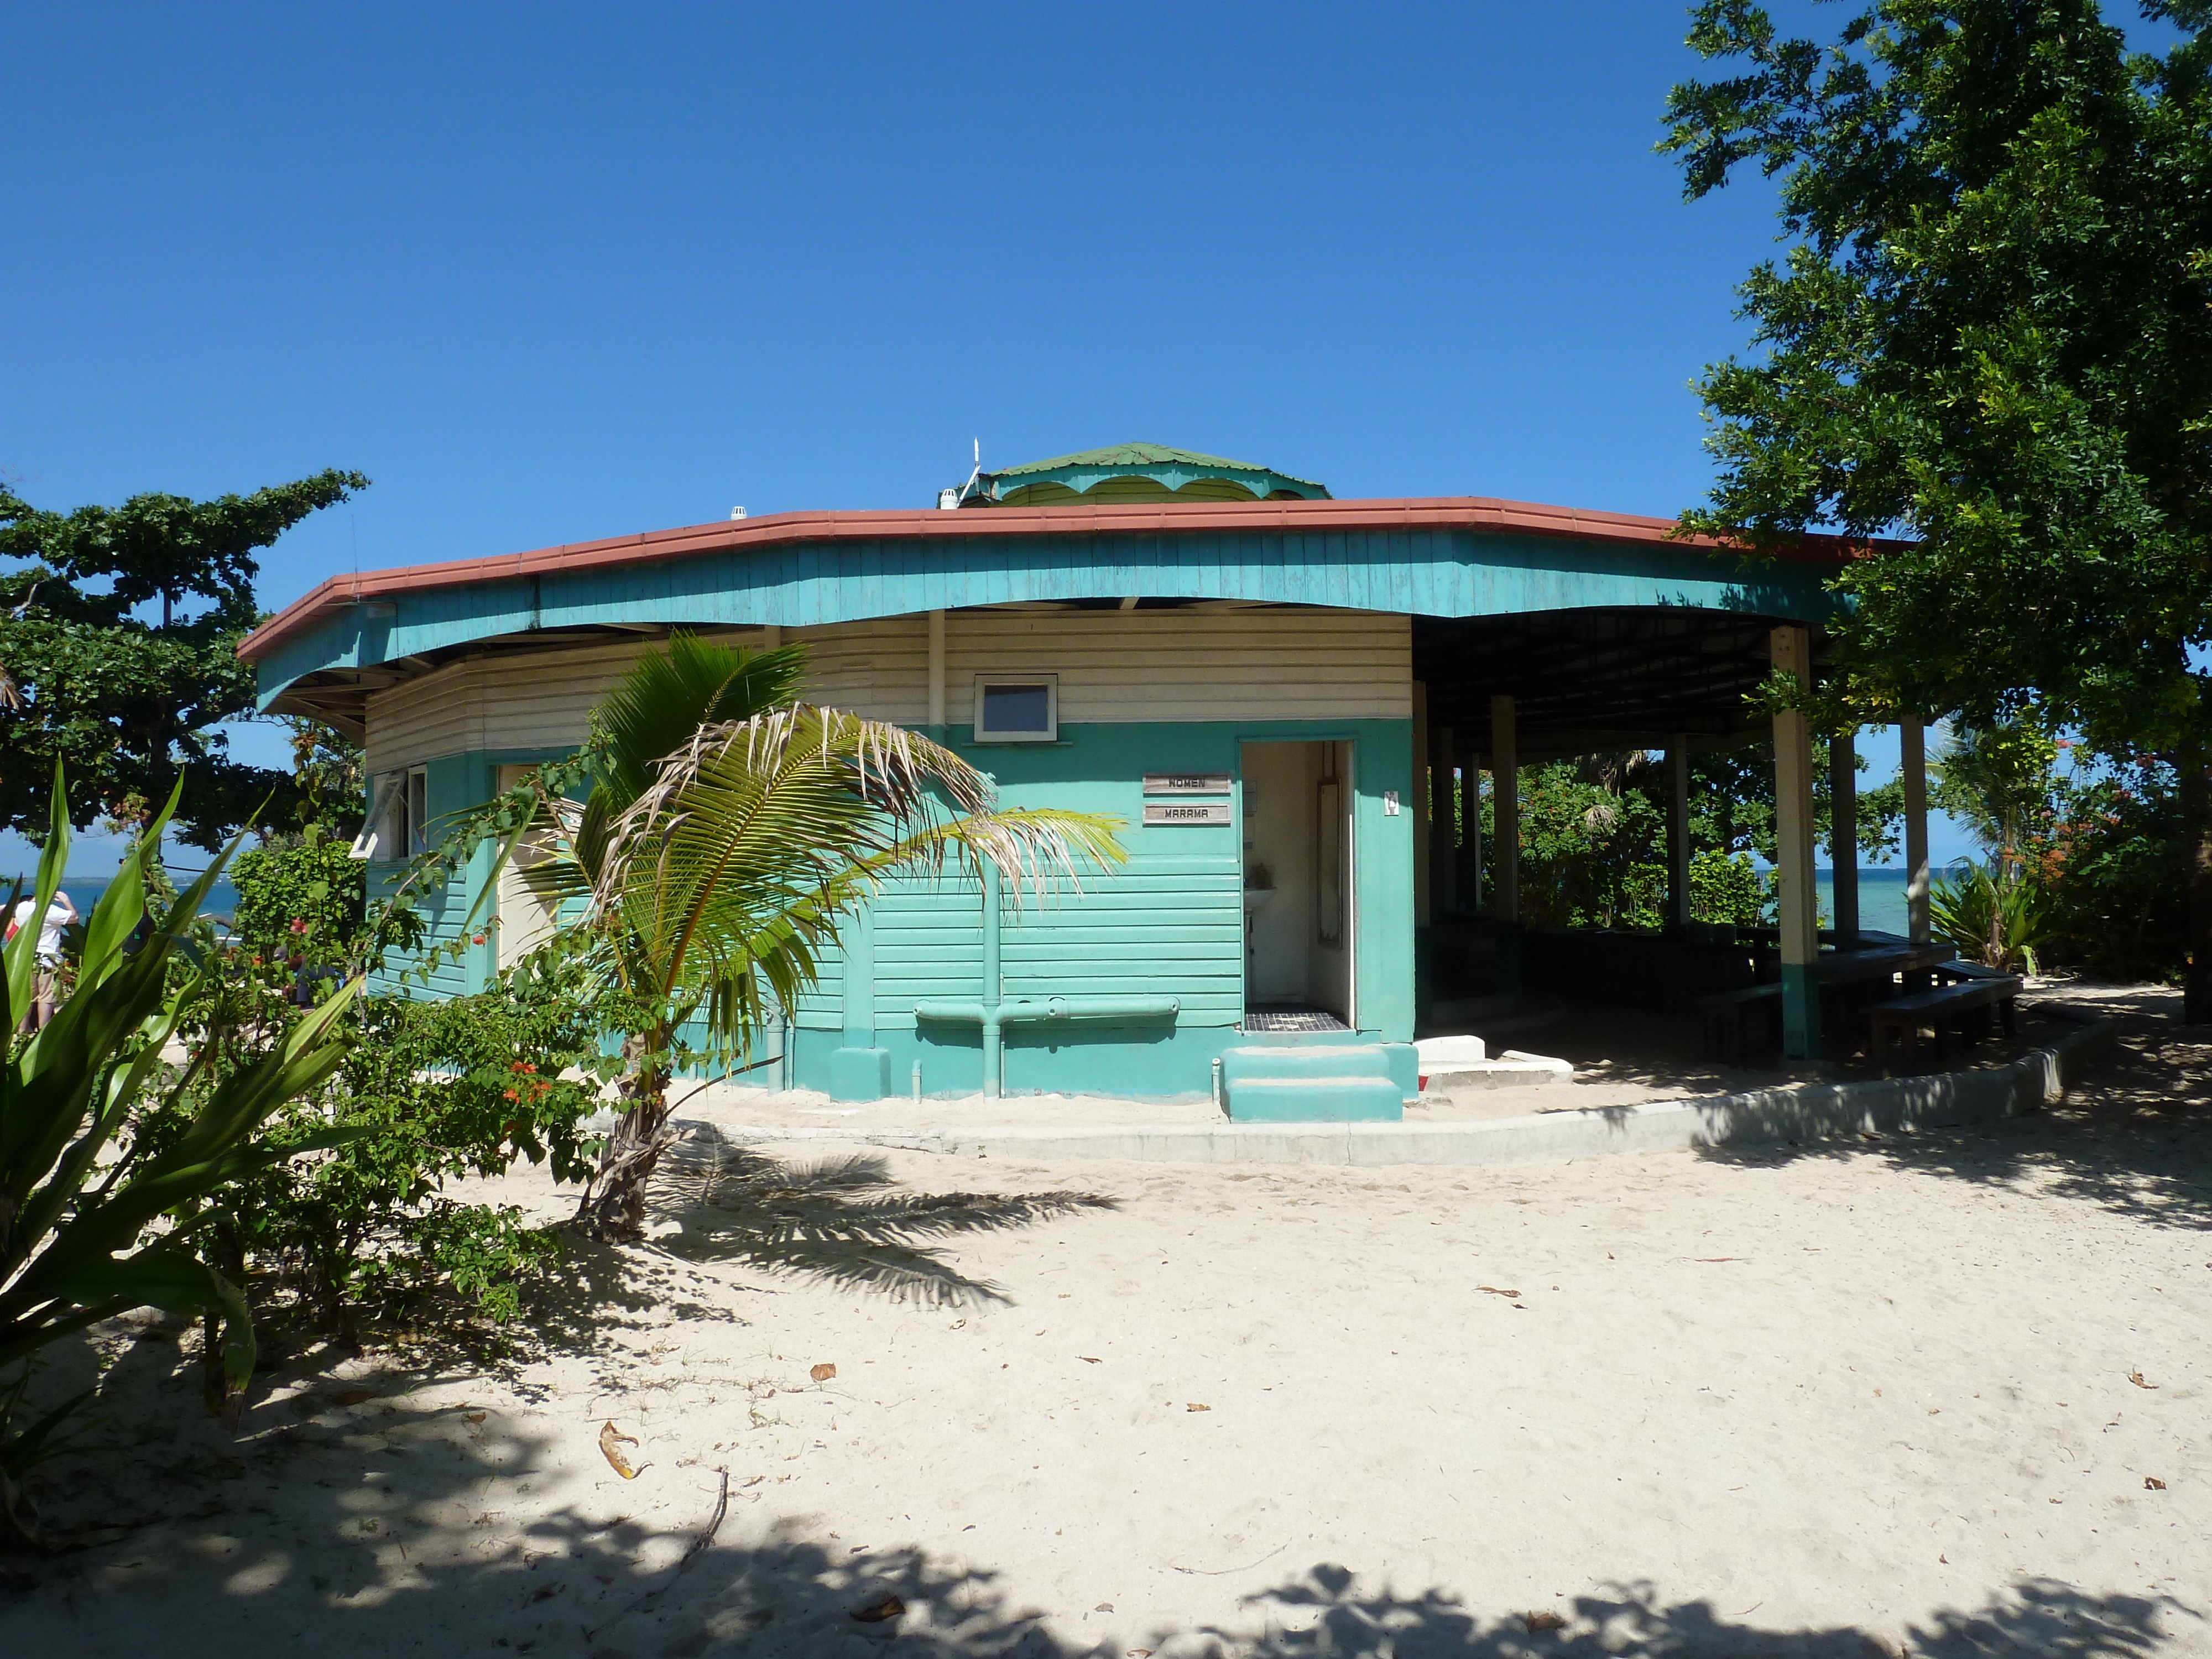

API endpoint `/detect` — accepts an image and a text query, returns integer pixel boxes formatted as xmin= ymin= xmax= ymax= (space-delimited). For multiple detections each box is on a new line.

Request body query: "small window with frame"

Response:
xmin=973 ymin=674 xmax=1058 ymax=743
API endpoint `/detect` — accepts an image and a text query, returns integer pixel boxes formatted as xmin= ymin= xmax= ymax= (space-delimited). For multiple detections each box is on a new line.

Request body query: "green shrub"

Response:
xmin=1688 ymin=848 xmax=1766 ymax=927
xmin=3 ymin=776 xmax=356 ymax=1541
xmin=231 ymin=825 xmax=367 ymax=954
xmin=213 ymin=962 xmax=604 ymax=1338
xmin=1931 ymin=863 xmax=2056 ymax=975
xmin=2037 ymin=760 xmax=2187 ymax=982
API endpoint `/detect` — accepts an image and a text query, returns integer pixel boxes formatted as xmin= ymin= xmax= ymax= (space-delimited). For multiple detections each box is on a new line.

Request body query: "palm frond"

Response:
xmin=596 ymin=633 xmax=808 ymax=804
xmin=587 ymin=704 xmax=1123 ymax=1057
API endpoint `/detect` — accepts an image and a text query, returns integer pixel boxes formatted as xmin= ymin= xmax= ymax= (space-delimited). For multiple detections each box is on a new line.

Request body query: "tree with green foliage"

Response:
xmin=0 ymin=471 xmax=367 ymax=851
xmin=1498 ymin=742 xmax=1900 ymax=931
xmin=1931 ymin=717 xmax=2062 ymax=880
xmin=1663 ymin=1 xmax=2212 ymax=1015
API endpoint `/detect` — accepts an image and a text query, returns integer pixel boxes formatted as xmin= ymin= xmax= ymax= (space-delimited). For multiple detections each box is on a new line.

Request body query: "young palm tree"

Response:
xmin=504 ymin=634 xmax=1124 ymax=1239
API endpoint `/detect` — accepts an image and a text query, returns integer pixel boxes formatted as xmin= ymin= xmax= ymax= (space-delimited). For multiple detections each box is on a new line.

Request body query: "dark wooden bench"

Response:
xmin=1934 ymin=958 xmax=2013 ymax=984
xmin=1698 ymin=982 xmax=1784 ymax=1067
xmin=1865 ymin=975 xmax=2023 ymax=1075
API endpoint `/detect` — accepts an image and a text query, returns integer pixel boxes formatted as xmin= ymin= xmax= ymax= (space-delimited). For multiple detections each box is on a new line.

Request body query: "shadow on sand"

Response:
xmin=646 ymin=1132 xmax=1119 ymax=1306
xmin=1695 ymin=995 xmax=2212 ymax=1233
xmin=7 ymin=1453 xmax=2198 ymax=1659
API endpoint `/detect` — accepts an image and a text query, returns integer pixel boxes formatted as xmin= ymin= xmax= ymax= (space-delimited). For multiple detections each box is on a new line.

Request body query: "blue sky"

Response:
xmin=4 ymin=0 xmax=1994 ymax=878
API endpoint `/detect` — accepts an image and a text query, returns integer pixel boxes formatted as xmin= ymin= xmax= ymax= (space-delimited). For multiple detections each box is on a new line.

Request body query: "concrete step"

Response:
xmin=1223 ymin=1073 xmax=1404 ymax=1123
xmin=1221 ymin=1042 xmax=1408 ymax=1121
xmin=1222 ymin=1042 xmax=1393 ymax=1081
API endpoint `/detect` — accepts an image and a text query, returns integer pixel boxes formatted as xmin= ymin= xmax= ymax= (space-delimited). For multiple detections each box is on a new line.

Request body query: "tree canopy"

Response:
xmin=0 ymin=469 xmax=367 ymax=850
xmin=1663 ymin=0 xmax=2212 ymax=1013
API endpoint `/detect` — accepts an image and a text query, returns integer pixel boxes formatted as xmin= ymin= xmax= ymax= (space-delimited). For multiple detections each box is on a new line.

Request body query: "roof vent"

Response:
xmin=937 ymin=488 xmax=960 ymax=511
xmin=730 ymin=506 xmax=747 ymax=521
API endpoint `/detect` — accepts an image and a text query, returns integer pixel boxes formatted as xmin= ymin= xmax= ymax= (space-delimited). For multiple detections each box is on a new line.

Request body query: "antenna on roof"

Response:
xmin=940 ymin=438 xmax=984 ymax=510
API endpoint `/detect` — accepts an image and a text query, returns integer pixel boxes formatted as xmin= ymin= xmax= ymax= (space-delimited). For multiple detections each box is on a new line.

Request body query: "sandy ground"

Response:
xmin=5 ymin=983 xmax=2209 ymax=1657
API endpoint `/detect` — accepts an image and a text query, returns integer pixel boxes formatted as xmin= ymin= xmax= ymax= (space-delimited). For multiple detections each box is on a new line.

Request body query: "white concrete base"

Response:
xmin=1422 ymin=1049 xmax=1574 ymax=1094
xmin=686 ymin=1014 xmax=2116 ymax=1170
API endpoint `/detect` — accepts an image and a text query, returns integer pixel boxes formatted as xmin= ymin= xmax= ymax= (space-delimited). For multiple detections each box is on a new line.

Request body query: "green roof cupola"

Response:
xmin=950 ymin=442 xmax=1331 ymax=507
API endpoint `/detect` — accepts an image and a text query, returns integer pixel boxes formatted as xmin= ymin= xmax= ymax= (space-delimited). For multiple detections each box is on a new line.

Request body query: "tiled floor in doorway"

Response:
xmin=1243 ymin=1005 xmax=1353 ymax=1034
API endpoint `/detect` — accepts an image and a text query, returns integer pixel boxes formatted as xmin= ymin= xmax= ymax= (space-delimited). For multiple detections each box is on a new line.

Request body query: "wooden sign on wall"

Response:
xmin=1143 ymin=801 xmax=1233 ymax=826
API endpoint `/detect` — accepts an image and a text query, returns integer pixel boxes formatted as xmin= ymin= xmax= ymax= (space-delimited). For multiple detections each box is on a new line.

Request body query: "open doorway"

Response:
xmin=1240 ymin=740 xmax=1354 ymax=1031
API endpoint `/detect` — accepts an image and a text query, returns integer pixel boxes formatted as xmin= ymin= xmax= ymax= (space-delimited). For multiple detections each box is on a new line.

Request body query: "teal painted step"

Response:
xmin=1221 ymin=1042 xmax=1404 ymax=1123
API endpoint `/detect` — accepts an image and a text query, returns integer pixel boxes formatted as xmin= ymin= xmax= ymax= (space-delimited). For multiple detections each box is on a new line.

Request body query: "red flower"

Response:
xmin=502 ymin=1088 xmax=519 ymax=1102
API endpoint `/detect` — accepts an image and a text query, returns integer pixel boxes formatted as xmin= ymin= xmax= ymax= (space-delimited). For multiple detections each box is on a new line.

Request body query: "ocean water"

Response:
xmin=1819 ymin=866 xmax=1913 ymax=935
xmin=8 ymin=873 xmax=241 ymax=925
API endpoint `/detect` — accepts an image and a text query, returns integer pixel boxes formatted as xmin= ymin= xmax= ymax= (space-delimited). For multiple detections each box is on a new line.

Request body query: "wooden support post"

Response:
xmin=1459 ymin=752 xmax=1483 ymax=914
xmin=1666 ymin=738 xmax=1691 ymax=931
xmin=1431 ymin=725 xmax=1455 ymax=915
xmin=1412 ymin=681 xmax=1431 ymax=927
xmin=1490 ymin=696 xmax=1519 ymax=922
xmin=1771 ymin=628 xmax=1821 ymax=1057
xmin=1829 ymin=729 xmax=1860 ymax=944
xmin=927 ymin=609 xmax=946 ymax=730
xmin=761 ymin=624 xmax=782 ymax=645
xmin=1902 ymin=716 xmax=1931 ymax=944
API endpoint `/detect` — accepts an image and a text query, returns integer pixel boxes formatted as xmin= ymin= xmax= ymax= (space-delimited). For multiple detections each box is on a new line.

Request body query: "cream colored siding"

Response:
xmin=363 ymin=639 xmax=644 ymax=776
xmin=365 ymin=633 xmax=761 ymax=775
xmin=801 ymin=617 xmax=930 ymax=724
xmin=945 ymin=608 xmax=1408 ymax=724
xmin=362 ymin=608 xmax=1408 ymax=773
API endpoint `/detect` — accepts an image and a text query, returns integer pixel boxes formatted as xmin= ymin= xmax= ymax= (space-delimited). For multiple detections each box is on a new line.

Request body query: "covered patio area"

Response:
xmin=1408 ymin=605 xmax=1944 ymax=1065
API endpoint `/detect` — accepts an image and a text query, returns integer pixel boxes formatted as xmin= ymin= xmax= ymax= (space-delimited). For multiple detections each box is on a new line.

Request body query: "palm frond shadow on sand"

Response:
xmin=646 ymin=1133 xmax=1117 ymax=1307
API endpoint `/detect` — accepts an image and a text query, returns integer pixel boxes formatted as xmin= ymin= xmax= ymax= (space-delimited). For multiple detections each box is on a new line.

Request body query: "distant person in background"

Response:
xmin=8 ymin=889 xmax=79 ymax=1029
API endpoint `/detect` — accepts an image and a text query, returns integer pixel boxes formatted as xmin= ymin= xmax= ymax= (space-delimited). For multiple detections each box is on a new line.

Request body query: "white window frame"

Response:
xmin=972 ymin=674 xmax=1059 ymax=744
xmin=405 ymin=767 xmax=429 ymax=857
xmin=351 ymin=773 xmax=398 ymax=860
xmin=352 ymin=767 xmax=427 ymax=862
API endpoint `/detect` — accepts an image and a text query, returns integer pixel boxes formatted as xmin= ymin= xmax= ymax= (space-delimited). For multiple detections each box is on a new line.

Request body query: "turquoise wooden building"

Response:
xmin=242 ymin=444 xmax=1872 ymax=1115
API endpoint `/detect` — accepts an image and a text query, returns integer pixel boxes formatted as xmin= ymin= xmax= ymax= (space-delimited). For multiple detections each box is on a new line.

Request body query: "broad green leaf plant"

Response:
xmin=1 ymin=766 xmax=359 ymax=1542
xmin=494 ymin=634 xmax=1126 ymax=1239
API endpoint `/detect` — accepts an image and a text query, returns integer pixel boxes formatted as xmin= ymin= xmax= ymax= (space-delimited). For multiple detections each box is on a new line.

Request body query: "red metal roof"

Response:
xmin=238 ymin=493 xmax=1871 ymax=664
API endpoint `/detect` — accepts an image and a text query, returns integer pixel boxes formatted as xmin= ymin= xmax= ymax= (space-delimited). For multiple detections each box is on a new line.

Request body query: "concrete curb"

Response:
xmin=685 ymin=1014 xmax=2120 ymax=1171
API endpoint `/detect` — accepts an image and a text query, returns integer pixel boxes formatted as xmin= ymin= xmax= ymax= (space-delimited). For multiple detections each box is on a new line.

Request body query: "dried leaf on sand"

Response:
xmin=852 ymin=1595 xmax=905 ymax=1623
xmin=810 ymin=1363 xmax=838 ymax=1383
xmin=599 ymin=1420 xmax=647 ymax=1479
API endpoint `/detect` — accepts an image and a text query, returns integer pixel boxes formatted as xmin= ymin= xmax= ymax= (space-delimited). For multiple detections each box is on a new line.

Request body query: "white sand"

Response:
xmin=8 ymin=988 xmax=2209 ymax=1657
